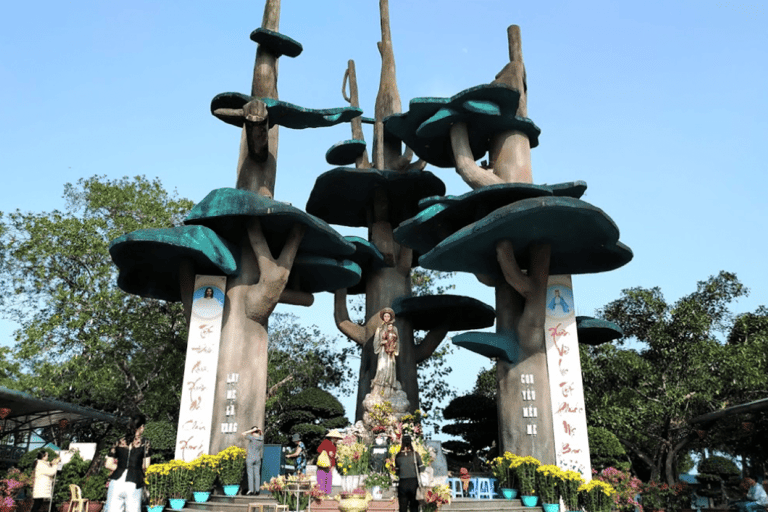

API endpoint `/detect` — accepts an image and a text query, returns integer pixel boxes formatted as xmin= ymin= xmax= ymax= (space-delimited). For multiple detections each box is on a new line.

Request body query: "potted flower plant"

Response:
xmin=216 ymin=446 xmax=246 ymax=495
xmin=536 ymin=465 xmax=562 ymax=512
xmin=422 ymin=483 xmax=451 ymax=512
xmin=337 ymin=436 xmax=370 ymax=492
xmin=514 ymin=456 xmax=540 ymax=504
xmin=558 ymin=470 xmax=584 ymax=512
xmin=189 ymin=454 xmax=218 ymax=502
xmin=491 ymin=452 xmax=518 ymax=498
xmin=166 ymin=460 xmax=191 ymax=510
xmin=145 ymin=463 xmax=169 ymax=512
xmin=363 ymin=472 xmax=391 ymax=500
xmin=579 ymin=479 xmax=616 ymax=512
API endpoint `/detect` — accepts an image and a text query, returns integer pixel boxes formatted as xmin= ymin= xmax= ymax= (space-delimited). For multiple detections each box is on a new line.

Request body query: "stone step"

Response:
xmin=183 ymin=494 xmax=542 ymax=512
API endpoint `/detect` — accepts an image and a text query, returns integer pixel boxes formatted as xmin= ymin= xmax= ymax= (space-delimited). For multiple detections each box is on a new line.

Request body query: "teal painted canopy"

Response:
xmin=419 ymin=196 xmax=633 ymax=277
xmin=384 ymin=84 xmax=541 ymax=168
xmin=396 ymin=181 xmax=588 ymax=254
xmin=451 ymin=331 xmax=518 ymax=363
xmin=288 ymin=255 xmax=362 ymax=293
xmin=109 ymin=225 xmax=238 ymax=302
xmin=249 ymin=28 xmax=303 ymax=58
xmin=185 ymin=188 xmax=355 ymax=257
xmin=342 ymin=236 xmax=386 ymax=295
xmin=326 ymin=139 xmax=367 ymax=165
xmin=576 ymin=316 xmax=624 ymax=346
xmin=306 ymin=167 xmax=445 ymax=228
xmin=392 ymin=295 xmax=495 ymax=332
xmin=211 ymin=92 xmax=362 ymax=128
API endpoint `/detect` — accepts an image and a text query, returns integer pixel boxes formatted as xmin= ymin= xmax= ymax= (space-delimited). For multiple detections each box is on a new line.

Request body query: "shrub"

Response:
xmin=589 ymin=426 xmax=630 ymax=472
xmin=594 ymin=467 xmax=642 ymax=512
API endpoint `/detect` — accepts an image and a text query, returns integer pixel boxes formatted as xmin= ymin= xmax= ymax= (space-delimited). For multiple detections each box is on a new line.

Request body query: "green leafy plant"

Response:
xmin=363 ymin=472 xmax=392 ymax=490
xmin=54 ymin=452 xmax=90 ymax=505
xmin=81 ymin=468 xmax=111 ymax=502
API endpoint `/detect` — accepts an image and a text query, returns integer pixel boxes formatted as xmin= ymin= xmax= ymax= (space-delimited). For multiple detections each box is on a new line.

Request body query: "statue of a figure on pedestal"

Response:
xmin=371 ymin=308 xmax=400 ymax=398
xmin=362 ymin=307 xmax=410 ymax=434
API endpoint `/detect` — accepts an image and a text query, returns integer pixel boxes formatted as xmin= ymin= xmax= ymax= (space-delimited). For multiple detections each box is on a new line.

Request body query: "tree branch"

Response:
xmin=334 ymin=289 xmax=366 ymax=345
xmin=450 ymin=123 xmax=504 ymax=190
xmin=267 ymin=374 xmax=294 ymax=399
xmin=415 ymin=327 xmax=449 ymax=364
xmin=496 ymin=239 xmax=532 ymax=297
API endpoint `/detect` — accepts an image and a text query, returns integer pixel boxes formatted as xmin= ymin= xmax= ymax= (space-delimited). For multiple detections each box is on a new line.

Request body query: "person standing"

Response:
xmin=285 ymin=434 xmax=306 ymax=475
xmin=394 ymin=435 xmax=423 ymax=512
xmin=241 ymin=426 xmax=264 ymax=495
xmin=316 ymin=430 xmax=342 ymax=495
xmin=734 ymin=478 xmax=768 ymax=512
xmin=105 ymin=415 xmax=150 ymax=512
xmin=31 ymin=451 xmax=59 ymax=512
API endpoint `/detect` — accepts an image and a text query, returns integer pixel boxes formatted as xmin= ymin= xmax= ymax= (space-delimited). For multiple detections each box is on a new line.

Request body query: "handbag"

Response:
xmin=317 ymin=450 xmax=331 ymax=469
xmin=412 ymin=452 xmax=426 ymax=501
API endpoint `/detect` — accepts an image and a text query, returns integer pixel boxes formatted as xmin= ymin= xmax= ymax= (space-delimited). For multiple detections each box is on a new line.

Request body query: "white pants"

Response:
xmin=106 ymin=472 xmax=142 ymax=512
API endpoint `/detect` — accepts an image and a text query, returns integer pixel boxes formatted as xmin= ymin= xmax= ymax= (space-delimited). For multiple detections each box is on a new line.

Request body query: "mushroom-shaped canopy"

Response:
xmin=306 ymin=167 xmax=445 ymax=228
xmin=210 ymin=92 xmax=362 ymax=129
xmin=185 ymin=188 xmax=355 ymax=258
xmin=451 ymin=331 xmax=519 ymax=364
xmin=325 ymin=139 xmax=367 ymax=166
xmin=384 ymin=84 xmax=541 ymax=168
xmin=341 ymin=236 xmax=387 ymax=295
xmin=286 ymin=254 xmax=362 ymax=293
xmin=576 ymin=316 xmax=624 ymax=346
xmin=109 ymin=225 xmax=238 ymax=302
xmin=396 ymin=181 xmax=589 ymax=254
xmin=249 ymin=28 xmax=303 ymax=58
xmin=420 ymin=196 xmax=633 ymax=278
xmin=392 ymin=295 xmax=495 ymax=332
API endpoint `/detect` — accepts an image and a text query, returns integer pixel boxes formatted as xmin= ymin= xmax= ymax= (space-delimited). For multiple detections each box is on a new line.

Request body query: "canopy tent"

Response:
xmin=0 ymin=386 xmax=116 ymax=464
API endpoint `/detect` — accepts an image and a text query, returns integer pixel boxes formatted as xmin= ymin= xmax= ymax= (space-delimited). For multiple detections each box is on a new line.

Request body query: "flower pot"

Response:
xmin=147 ymin=506 xmax=164 ymax=512
xmin=192 ymin=492 xmax=210 ymax=503
xmin=501 ymin=488 xmax=518 ymax=499
xmin=340 ymin=475 xmax=362 ymax=493
xmin=168 ymin=498 xmax=186 ymax=510
xmin=371 ymin=486 xmax=383 ymax=500
xmin=222 ymin=485 xmax=240 ymax=496
xmin=543 ymin=503 xmax=560 ymax=512
xmin=521 ymin=495 xmax=538 ymax=507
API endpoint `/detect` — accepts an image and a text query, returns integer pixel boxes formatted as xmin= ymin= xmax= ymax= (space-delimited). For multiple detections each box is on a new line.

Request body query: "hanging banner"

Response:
xmin=174 ymin=275 xmax=226 ymax=461
xmin=544 ymin=275 xmax=592 ymax=479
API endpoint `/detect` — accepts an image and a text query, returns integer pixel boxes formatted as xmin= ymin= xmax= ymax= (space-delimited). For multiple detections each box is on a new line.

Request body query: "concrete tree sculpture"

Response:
xmin=306 ymin=0 xmax=496 ymax=422
xmin=388 ymin=27 xmax=632 ymax=465
xmin=109 ymin=0 xmax=367 ymax=454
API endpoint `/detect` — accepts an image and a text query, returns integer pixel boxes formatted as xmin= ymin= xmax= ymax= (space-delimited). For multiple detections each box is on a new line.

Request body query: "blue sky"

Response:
xmin=2 ymin=0 xmax=766 ymax=434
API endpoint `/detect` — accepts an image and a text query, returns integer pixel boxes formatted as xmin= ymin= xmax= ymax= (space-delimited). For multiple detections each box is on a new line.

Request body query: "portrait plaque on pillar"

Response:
xmin=174 ymin=275 xmax=226 ymax=461
xmin=544 ymin=275 xmax=592 ymax=479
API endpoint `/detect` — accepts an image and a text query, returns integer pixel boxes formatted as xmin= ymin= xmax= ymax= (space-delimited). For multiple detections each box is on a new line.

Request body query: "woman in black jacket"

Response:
xmin=105 ymin=415 xmax=150 ymax=512
xmin=394 ymin=435 xmax=424 ymax=512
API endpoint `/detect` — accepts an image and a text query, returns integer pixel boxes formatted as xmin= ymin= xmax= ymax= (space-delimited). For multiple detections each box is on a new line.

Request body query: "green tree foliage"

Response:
xmin=441 ymin=364 xmax=497 ymax=461
xmin=271 ymin=387 xmax=348 ymax=454
xmin=0 ymin=176 xmax=192 ymax=420
xmin=588 ymin=426 xmax=630 ymax=471
xmin=265 ymin=313 xmax=353 ymax=444
xmin=582 ymin=271 xmax=768 ymax=484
